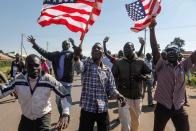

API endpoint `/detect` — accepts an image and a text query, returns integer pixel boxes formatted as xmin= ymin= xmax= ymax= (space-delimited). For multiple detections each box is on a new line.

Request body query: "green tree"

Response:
xmin=170 ymin=37 xmax=185 ymax=52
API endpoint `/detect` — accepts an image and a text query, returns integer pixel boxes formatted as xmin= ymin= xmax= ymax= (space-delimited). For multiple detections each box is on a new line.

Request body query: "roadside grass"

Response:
xmin=186 ymin=74 xmax=196 ymax=88
xmin=0 ymin=66 xmax=10 ymax=75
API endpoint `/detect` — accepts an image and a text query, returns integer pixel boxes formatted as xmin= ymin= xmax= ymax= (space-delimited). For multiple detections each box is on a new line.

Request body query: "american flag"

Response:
xmin=126 ymin=0 xmax=161 ymax=32
xmin=38 ymin=0 xmax=103 ymax=40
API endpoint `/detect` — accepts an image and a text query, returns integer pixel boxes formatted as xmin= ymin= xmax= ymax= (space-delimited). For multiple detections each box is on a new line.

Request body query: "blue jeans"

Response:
xmin=146 ymin=79 xmax=153 ymax=105
xmin=56 ymin=82 xmax=72 ymax=115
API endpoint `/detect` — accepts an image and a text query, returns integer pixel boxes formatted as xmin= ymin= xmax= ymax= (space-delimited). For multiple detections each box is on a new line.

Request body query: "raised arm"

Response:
xmin=27 ymin=35 xmax=53 ymax=61
xmin=137 ymin=37 xmax=145 ymax=57
xmin=103 ymin=36 xmax=115 ymax=61
xmin=68 ymin=38 xmax=76 ymax=49
xmin=149 ymin=20 xmax=160 ymax=65
xmin=69 ymin=37 xmax=83 ymax=62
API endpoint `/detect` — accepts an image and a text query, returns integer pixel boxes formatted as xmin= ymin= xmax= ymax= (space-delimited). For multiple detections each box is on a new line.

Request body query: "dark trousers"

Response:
xmin=79 ymin=109 xmax=110 ymax=131
xmin=153 ymin=103 xmax=189 ymax=131
xmin=18 ymin=113 xmax=51 ymax=131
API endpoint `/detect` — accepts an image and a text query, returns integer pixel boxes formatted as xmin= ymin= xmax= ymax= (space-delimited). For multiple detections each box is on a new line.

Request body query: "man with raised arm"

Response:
xmin=149 ymin=20 xmax=196 ymax=131
xmin=27 ymin=36 xmax=81 ymax=117
xmin=103 ymin=37 xmax=145 ymax=64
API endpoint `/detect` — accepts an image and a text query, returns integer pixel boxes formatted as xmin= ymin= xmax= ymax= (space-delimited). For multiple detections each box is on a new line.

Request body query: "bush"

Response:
xmin=0 ymin=60 xmax=11 ymax=76
xmin=185 ymin=74 xmax=196 ymax=88
xmin=0 ymin=60 xmax=11 ymax=67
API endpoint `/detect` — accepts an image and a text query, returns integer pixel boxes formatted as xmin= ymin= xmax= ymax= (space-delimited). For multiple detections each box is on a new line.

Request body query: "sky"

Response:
xmin=0 ymin=0 xmax=196 ymax=57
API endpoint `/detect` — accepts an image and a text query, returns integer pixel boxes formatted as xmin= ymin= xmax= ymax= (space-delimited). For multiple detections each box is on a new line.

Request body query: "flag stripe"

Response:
xmin=39 ymin=10 xmax=89 ymax=24
xmin=134 ymin=0 xmax=160 ymax=27
xmin=126 ymin=0 xmax=161 ymax=32
xmin=38 ymin=0 xmax=103 ymax=38
xmin=39 ymin=15 xmax=86 ymax=32
xmin=131 ymin=16 xmax=156 ymax=31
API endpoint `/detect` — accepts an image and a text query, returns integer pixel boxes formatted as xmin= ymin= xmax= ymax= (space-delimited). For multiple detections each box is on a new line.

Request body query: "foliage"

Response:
xmin=0 ymin=61 xmax=11 ymax=76
xmin=0 ymin=60 xmax=11 ymax=68
xmin=185 ymin=74 xmax=196 ymax=88
xmin=171 ymin=37 xmax=185 ymax=48
xmin=166 ymin=37 xmax=186 ymax=52
xmin=0 ymin=50 xmax=4 ymax=53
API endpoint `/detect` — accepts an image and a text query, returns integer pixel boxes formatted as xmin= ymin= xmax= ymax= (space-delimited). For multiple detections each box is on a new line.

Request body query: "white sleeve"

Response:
xmin=0 ymin=79 xmax=15 ymax=99
xmin=61 ymin=97 xmax=71 ymax=115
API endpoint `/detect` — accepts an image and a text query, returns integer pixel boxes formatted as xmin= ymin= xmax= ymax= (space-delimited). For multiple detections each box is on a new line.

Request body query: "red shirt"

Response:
xmin=41 ymin=62 xmax=49 ymax=74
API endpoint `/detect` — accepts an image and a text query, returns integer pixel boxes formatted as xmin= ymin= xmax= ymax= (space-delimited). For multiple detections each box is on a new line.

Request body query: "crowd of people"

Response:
xmin=0 ymin=20 xmax=196 ymax=131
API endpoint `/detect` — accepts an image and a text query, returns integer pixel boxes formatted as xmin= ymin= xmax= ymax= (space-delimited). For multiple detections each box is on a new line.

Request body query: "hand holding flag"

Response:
xmin=126 ymin=0 xmax=161 ymax=32
xmin=38 ymin=0 xmax=103 ymax=45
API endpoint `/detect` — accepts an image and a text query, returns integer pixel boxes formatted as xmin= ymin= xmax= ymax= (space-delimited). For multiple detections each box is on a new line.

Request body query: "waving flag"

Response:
xmin=126 ymin=0 xmax=161 ymax=32
xmin=38 ymin=0 xmax=103 ymax=39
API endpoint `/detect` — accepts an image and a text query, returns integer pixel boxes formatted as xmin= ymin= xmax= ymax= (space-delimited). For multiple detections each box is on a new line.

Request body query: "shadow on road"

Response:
xmin=73 ymin=78 xmax=81 ymax=81
xmin=142 ymin=105 xmax=155 ymax=113
xmin=0 ymin=98 xmax=16 ymax=104
xmin=189 ymin=95 xmax=196 ymax=99
xmin=113 ymin=108 xmax=118 ymax=114
xmin=73 ymin=84 xmax=82 ymax=88
xmin=108 ymin=101 xmax=118 ymax=109
xmin=72 ymin=101 xmax=80 ymax=105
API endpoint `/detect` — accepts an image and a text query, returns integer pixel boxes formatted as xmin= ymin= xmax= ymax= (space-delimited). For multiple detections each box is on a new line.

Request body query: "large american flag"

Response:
xmin=38 ymin=0 xmax=103 ymax=39
xmin=126 ymin=0 xmax=161 ymax=32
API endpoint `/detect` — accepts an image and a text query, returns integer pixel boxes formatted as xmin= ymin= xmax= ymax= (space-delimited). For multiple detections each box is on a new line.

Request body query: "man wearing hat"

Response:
xmin=149 ymin=20 xmax=196 ymax=131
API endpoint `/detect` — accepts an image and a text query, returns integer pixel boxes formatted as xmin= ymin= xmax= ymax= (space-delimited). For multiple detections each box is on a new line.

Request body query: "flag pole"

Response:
xmin=80 ymin=0 xmax=97 ymax=47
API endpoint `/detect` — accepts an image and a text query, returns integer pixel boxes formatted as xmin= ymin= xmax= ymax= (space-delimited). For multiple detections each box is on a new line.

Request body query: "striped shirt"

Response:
xmin=154 ymin=57 xmax=192 ymax=110
xmin=0 ymin=73 xmax=71 ymax=120
xmin=76 ymin=58 xmax=119 ymax=113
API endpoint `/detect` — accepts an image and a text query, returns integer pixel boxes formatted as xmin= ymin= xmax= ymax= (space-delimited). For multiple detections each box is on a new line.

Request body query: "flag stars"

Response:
xmin=44 ymin=0 xmax=76 ymax=4
xmin=126 ymin=0 xmax=146 ymax=21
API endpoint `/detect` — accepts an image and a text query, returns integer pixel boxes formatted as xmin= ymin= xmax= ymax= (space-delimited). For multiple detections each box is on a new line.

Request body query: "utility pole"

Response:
xmin=46 ymin=42 xmax=49 ymax=51
xmin=144 ymin=28 xmax=147 ymax=55
xmin=21 ymin=33 xmax=24 ymax=57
